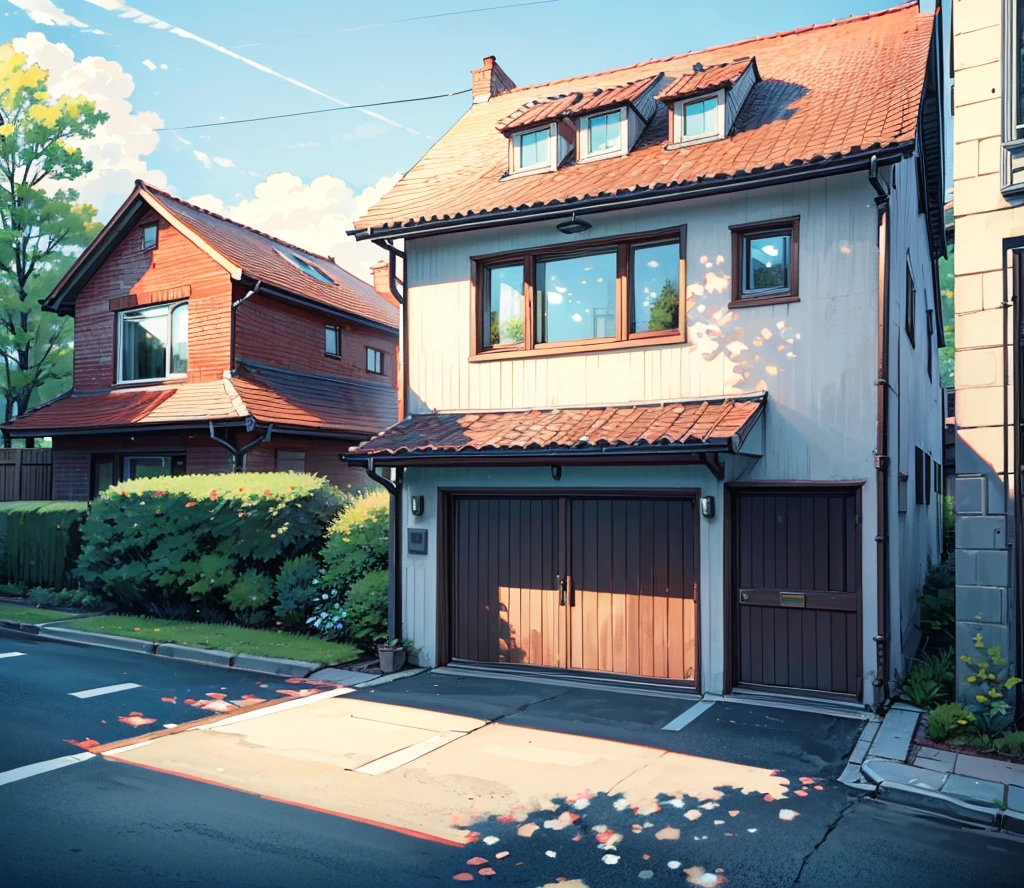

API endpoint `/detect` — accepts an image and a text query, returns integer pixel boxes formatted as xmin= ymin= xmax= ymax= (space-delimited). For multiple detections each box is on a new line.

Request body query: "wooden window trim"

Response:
xmin=728 ymin=216 xmax=799 ymax=309
xmin=469 ymin=225 xmax=687 ymax=363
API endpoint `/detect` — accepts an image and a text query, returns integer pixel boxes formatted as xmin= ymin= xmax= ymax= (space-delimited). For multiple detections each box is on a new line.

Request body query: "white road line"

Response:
xmin=662 ymin=699 xmax=716 ymax=732
xmin=0 ymin=652 xmax=26 ymax=659
xmin=69 ymin=682 xmax=141 ymax=699
xmin=197 ymin=686 xmax=354 ymax=730
xmin=0 ymin=752 xmax=94 ymax=786
xmin=354 ymin=730 xmax=466 ymax=776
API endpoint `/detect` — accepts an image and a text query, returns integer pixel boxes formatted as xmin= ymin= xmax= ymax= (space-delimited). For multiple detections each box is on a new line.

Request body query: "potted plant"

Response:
xmin=377 ymin=638 xmax=408 ymax=674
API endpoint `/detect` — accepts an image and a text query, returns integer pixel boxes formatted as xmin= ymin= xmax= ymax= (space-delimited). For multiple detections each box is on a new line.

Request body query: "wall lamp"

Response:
xmin=556 ymin=213 xmax=592 ymax=235
xmin=551 ymin=466 xmax=562 ymax=481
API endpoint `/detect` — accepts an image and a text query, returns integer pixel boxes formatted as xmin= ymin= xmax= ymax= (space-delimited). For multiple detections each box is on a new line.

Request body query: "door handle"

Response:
xmin=557 ymin=574 xmax=567 ymax=606
xmin=567 ymin=574 xmax=574 ymax=607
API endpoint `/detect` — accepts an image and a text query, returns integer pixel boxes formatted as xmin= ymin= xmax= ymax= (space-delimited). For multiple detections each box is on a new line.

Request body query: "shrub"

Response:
xmin=0 ymin=501 xmax=88 ymax=589
xmin=76 ymin=473 xmax=344 ymax=618
xmin=343 ymin=570 xmax=389 ymax=649
xmin=322 ymin=488 xmax=389 ymax=594
xmin=26 ymin=585 xmax=104 ymax=611
xmin=918 ymin=560 xmax=955 ymax=634
xmin=927 ymin=702 xmax=975 ymax=742
xmin=900 ymin=650 xmax=954 ymax=708
xmin=994 ymin=731 xmax=1024 ymax=758
xmin=273 ymin=554 xmax=322 ymax=628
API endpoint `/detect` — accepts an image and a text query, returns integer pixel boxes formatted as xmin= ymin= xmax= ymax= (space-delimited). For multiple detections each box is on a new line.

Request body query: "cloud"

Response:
xmin=141 ymin=57 xmax=155 ymax=69
xmin=12 ymin=32 xmax=167 ymax=218
xmin=188 ymin=171 xmax=401 ymax=282
xmin=192 ymin=150 xmax=211 ymax=168
xmin=212 ymin=156 xmax=234 ymax=168
xmin=7 ymin=0 xmax=86 ymax=26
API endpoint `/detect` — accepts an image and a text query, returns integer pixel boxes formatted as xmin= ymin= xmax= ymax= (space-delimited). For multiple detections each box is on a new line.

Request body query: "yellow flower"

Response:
xmin=133 ymin=627 xmax=141 ymax=632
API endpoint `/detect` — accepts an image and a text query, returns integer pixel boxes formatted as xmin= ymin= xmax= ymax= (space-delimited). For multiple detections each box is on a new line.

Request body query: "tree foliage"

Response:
xmin=0 ymin=43 xmax=106 ymax=422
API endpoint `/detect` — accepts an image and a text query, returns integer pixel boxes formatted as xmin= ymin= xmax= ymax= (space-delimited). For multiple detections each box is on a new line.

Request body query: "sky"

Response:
xmin=0 ymin=0 xmax=947 ymax=280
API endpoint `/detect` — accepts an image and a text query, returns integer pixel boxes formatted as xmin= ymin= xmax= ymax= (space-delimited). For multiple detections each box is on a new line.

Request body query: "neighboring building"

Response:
xmin=950 ymin=0 xmax=1024 ymax=700
xmin=3 ymin=180 xmax=399 ymax=498
xmin=349 ymin=3 xmax=946 ymax=708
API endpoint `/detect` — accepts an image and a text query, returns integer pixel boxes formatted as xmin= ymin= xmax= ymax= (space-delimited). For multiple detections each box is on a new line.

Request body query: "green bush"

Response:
xmin=343 ymin=570 xmax=389 ymax=648
xmin=927 ymin=702 xmax=975 ymax=742
xmin=322 ymin=487 xmax=389 ymax=594
xmin=273 ymin=554 xmax=322 ymax=628
xmin=76 ymin=473 xmax=344 ymax=619
xmin=993 ymin=731 xmax=1024 ymax=758
xmin=26 ymin=585 xmax=104 ymax=611
xmin=919 ymin=560 xmax=955 ymax=634
xmin=0 ymin=501 xmax=88 ymax=589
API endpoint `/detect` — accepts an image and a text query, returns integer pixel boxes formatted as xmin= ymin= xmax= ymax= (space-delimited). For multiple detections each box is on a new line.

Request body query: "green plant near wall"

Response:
xmin=961 ymin=637 xmax=1022 ymax=734
xmin=0 ymin=501 xmax=88 ymax=588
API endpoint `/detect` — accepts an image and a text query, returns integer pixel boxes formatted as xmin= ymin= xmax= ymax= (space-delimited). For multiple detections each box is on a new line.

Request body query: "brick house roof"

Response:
xmin=353 ymin=3 xmax=935 ymax=238
xmin=655 ymin=58 xmax=757 ymax=103
xmin=349 ymin=394 xmax=765 ymax=459
xmin=4 ymin=363 xmax=397 ymax=438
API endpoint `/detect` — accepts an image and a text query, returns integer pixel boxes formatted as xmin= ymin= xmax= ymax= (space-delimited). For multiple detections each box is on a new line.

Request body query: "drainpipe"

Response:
xmin=382 ymin=239 xmax=408 ymax=422
xmin=208 ymin=420 xmax=273 ymax=472
xmin=869 ymin=156 xmax=892 ymax=712
xmin=229 ymin=280 xmax=262 ymax=371
xmin=1004 ymin=246 xmax=1023 ymax=708
xmin=364 ymin=458 xmax=404 ymax=642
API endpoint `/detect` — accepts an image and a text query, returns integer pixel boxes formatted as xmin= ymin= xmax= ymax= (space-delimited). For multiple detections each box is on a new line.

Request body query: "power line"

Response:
xmin=157 ymin=88 xmax=472 ymax=132
xmin=230 ymin=0 xmax=568 ymax=49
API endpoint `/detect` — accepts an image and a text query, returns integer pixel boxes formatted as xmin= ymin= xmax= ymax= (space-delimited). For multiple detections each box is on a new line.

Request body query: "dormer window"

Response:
xmin=580 ymin=110 xmax=624 ymax=160
xmin=658 ymin=57 xmax=760 ymax=149
xmin=512 ymin=125 xmax=555 ymax=173
xmin=276 ymin=248 xmax=335 ymax=284
xmin=679 ymin=94 xmax=722 ymax=140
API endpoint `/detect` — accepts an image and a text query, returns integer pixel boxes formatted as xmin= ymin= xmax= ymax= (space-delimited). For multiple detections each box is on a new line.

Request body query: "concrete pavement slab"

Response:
xmin=861 ymin=759 xmax=947 ymax=792
xmin=942 ymin=773 xmax=1005 ymax=807
xmin=308 ymin=667 xmax=372 ymax=685
xmin=868 ymin=708 xmax=920 ymax=761
xmin=1007 ymin=784 xmax=1024 ymax=813
xmin=952 ymin=752 xmax=1024 ymax=788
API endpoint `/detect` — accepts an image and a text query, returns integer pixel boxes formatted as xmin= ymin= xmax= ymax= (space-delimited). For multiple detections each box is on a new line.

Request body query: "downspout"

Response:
xmin=208 ymin=420 xmax=273 ymax=472
xmin=869 ymin=155 xmax=892 ymax=712
xmin=365 ymin=457 xmax=404 ymax=642
xmin=1005 ymin=247 xmax=1023 ymax=705
xmin=382 ymin=239 xmax=408 ymax=423
xmin=230 ymin=280 xmax=262 ymax=371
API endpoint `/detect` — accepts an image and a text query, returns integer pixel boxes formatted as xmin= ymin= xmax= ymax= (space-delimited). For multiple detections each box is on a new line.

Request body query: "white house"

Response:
xmin=349 ymin=2 xmax=946 ymax=709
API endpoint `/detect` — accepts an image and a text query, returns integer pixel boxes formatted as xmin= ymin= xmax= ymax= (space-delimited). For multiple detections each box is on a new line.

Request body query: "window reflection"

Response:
xmin=632 ymin=242 xmax=680 ymax=333
xmin=536 ymin=252 xmax=617 ymax=343
xmin=743 ymin=233 xmax=791 ymax=295
xmin=484 ymin=265 xmax=525 ymax=348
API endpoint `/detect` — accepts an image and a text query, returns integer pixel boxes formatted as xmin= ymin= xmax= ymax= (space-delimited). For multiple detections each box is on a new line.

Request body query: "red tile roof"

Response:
xmin=139 ymin=184 xmax=398 ymax=330
xmin=497 ymin=75 xmax=663 ymax=133
xmin=354 ymin=3 xmax=933 ymax=236
xmin=656 ymin=58 xmax=757 ymax=104
xmin=5 ymin=364 xmax=397 ymax=438
xmin=350 ymin=395 xmax=765 ymax=459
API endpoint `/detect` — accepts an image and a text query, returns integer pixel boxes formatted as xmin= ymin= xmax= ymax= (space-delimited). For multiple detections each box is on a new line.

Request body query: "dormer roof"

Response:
xmin=656 ymin=57 xmax=759 ymax=104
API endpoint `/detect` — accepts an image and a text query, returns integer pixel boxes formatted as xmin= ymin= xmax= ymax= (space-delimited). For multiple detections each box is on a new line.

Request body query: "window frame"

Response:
xmin=116 ymin=300 xmax=189 ymax=385
xmin=926 ymin=307 xmax=934 ymax=380
xmin=366 ymin=346 xmax=385 ymax=375
xmin=325 ymin=324 xmax=342 ymax=358
xmin=1001 ymin=0 xmax=1024 ymax=195
xmin=905 ymin=259 xmax=916 ymax=348
xmin=728 ymin=217 xmax=800 ymax=309
xmin=578 ymin=109 xmax=626 ymax=162
xmin=510 ymin=123 xmax=557 ymax=174
xmin=671 ymin=89 xmax=726 ymax=146
xmin=469 ymin=226 xmax=687 ymax=361
xmin=481 ymin=263 xmax=527 ymax=353
xmin=141 ymin=223 xmax=158 ymax=251
xmin=275 ymin=248 xmax=335 ymax=284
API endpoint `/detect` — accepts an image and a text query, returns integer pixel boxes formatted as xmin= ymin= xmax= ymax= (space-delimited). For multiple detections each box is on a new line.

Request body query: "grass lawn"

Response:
xmin=0 ymin=602 xmax=83 ymax=624
xmin=52 ymin=614 xmax=361 ymax=665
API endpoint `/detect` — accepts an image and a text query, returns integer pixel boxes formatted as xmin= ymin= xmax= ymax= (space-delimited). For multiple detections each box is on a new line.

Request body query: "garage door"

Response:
xmin=730 ymin=487 xmax=861 ymax=698
xmin=450 ymin=494 xmax=698 ymax=685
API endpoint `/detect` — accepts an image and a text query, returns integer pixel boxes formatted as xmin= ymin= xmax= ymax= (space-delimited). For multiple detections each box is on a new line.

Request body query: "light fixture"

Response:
xmin=551 ymin=466 xmax=562 ymax=481
xmin=556 ymin=213 xmax=592 ymax=235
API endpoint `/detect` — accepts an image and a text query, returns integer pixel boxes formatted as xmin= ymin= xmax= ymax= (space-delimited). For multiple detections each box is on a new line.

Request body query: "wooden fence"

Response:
xmin=0 ymin=449 xmax=53 ymax=501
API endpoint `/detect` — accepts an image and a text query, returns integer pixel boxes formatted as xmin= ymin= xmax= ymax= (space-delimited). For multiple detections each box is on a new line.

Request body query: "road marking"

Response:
xmin=69 ymin=682 xmax=141 ymax=699
xmin=0 ymin=752 xmax=94 ymax=786
xmin=199 ymin=685 xmax=353 ymax=730
xmin=355 ymin=730 xmax=466 ymax=776
xmin=662 ymin=700 xmax=715 ymax=731
xmin=0 ymin=651 xmax=26 ymax=658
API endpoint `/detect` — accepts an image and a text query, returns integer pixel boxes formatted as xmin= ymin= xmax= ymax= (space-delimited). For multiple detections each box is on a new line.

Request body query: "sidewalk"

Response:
xmin=841 ymin=703 xmax=1024 ymax=832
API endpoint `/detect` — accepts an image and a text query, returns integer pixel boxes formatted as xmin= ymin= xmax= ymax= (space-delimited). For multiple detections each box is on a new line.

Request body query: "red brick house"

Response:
xmin=3 ymin=180 xmax=399 ymax=499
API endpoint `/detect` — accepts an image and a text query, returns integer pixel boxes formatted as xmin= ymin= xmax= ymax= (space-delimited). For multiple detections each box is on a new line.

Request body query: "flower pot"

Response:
xmin=377 ymin=645 xmax=407 ymax=674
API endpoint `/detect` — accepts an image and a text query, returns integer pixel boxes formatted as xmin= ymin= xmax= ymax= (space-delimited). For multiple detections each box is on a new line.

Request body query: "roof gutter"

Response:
xmin=208 ymin=420 xmax=273 ymax=472
xmin=352 ymin=145 xmax=910 ymax=242
xmin=230 ymin=280 xmax=262 ymax=372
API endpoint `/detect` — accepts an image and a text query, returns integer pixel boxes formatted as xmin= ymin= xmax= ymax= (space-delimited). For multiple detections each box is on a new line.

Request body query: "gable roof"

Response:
xmin=46 ymin=181 xmax=399 ymax=332
xmin=354 ymin=3 xmax=938 ymax=240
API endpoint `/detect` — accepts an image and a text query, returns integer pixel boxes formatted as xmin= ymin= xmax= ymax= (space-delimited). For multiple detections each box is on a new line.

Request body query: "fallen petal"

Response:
xmin=478 ymin=868 xmax=495 ymax=877
xmin=763 ymin=794 xmax=776 ymax=803
xmin=65 ymin=738 xmax=99 ymax=750
xmin=601 ymin=854 xmax=620 ymax=865
xmin=779 ymin=809 xmax=799 ymax=822
xmin=517 ymin=823 xmax=539 ymax=838
xmin=466 ymin=857 xmax=487 ymax=866
xmin=482 ymin=836 xmax=500 ymax=845
xmin=728 ymin=810 xmax=739 ymax=817
xmin=160 ymin=697 xmax=176 ymax=704
xmin=794 ymin=790 xmax=808 ymax=797
xmin=799 ymin=777 xmax=815 ymax=785
xmin=495 ymin=852 xmax=509 ymax=860
xmin=545 ymin=850 xmax=557 ymax=858
xmin=655 ymin=826 xmax=681 ymax=841
xmin=453 ymin=875 xmax=473 ymax=882
xmin=684 ymin=810 xmax=702 ymax=821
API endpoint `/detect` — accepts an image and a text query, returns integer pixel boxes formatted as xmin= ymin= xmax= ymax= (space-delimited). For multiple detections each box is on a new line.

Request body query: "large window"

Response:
xmin=729 ymin=218 xmax=799 ymax=308
xmin=91 ymin=453 xmax=185 ymax=496
xmin=512 ymin=126 xmax=552 ymax=172
xmin=118 ymin=302 xmax=188 ymax=383
xmin=473 ymin=228 xmax=685 ymax=357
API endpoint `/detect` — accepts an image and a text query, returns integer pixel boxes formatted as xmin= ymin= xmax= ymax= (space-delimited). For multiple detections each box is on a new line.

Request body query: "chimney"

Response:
xmin=472 ymin=56 xmax=516 ymax=103
xmin=370 ymin=259 xmax=400 ymax=308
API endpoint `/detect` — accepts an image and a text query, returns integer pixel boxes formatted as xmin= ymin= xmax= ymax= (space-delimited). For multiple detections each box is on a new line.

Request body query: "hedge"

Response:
xmin=0 ymin=501 xmax=88 ymax=588
xmin=76 ymin=473 xmax=345 ymax=619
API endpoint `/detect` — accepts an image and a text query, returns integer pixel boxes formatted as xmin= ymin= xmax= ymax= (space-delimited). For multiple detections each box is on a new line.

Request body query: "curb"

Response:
xmin=233 ymin=653 xmax=322 ymax=677
xmin=39 ymin=624 xmax=157 ymax=654
xmin=0 ymin=619 xmax=40 ymax=635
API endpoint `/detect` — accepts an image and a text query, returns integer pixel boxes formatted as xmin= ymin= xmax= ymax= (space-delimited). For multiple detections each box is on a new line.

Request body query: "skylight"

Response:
xmin=276 ymin=248 xmax=334 ymax=284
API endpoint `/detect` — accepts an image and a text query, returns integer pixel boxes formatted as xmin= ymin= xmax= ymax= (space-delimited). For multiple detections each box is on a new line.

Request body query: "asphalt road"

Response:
xmin=2 ymin=629 xmax=1023 ymax=887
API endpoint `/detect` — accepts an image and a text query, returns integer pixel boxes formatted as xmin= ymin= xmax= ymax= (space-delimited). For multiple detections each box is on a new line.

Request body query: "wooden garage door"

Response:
xmin=730 ymin=487 xmax=861 ymax=698
xmin=451 ymin=494 xmax=698 ymax=684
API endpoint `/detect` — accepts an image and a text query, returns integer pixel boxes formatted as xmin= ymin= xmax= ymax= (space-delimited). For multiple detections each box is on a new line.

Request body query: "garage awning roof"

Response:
xmin=349 ymin=393 xmax=765 ymax=463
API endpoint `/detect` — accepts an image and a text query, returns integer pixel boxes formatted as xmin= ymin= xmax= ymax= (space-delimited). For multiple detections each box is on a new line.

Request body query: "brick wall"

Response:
xmin=187 ymin=445 xmax=233 ymax=474
xmin=53 ymin=450 xmax=90 ymax=501
xmin=233 ymin=289 xmax=397 ymax=383
xmin=953 ymin=0 xmax=1018 ymax=699
xmin=73 ymin=211 xmax=233 ymax=391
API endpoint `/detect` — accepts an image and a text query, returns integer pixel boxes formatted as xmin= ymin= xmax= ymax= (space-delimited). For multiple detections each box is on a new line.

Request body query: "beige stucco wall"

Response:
xmin=953 ymin=0 xmax=1017 ymax=695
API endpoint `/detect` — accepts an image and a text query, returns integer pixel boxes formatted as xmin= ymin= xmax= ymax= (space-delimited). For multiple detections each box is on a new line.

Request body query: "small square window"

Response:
xmin=366 ymin=347 xmax=384 ymax=375
xmin=513 ymin=126 xmax=551 ymax=172
xmin=582 ymin=110 xmax=622 ymax=158
xmin=482 ymin=264 xmax=525 ymax=350
xmin=683 ymin=97 xmax=719 ymax=137
xmin=141 ymin=223 xmax=158 ymax=251
xmin=325 ymin=325 xmax=341 ymax=357
xmin=730 ymin=219 xmax=798 ymax=306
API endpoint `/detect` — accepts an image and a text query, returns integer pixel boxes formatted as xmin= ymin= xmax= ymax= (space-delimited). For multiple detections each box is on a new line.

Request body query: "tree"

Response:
xmin=647 ymin=278 xmax=680 ymax=332
xmin=0 ymin=43 xmax=106 ymax=425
